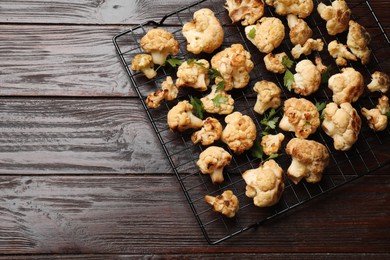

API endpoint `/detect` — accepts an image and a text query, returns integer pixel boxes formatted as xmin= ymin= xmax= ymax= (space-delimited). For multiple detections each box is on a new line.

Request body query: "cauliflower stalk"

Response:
xmin=287 ymin=14 xmax=313 ymax=46
xmin=328 ymin=40 xmax=357 ymax=66
xmin=225 ymin=0 xmax=265 ymax=26
xmin=197 ymin=146 xmax=232 ymax=184
xmin=204 ymin=190 xmax=239 ymax=218
xmin=328 ymin=67 xmax=364 ymax=104
xmin=361 ymin=96 xmax=389 ymax=132
xmin=182 ymin=8 xmax=224 ymax=54
xmin=242 ymin=159 xmax=285 ymax=207
xmin=265 ymin=0 xmax=314 ymax=18
xmin=191 ymin=117 xmax=223 ymax=145
xmin=253 ymin=80 xmax=282 ymax=115
xmin=200 ymin=85 xmax=235 ymax=115
xmin=317 ymin=0 xmax=351 ymax=36
xmin=347 ymin=20 xmax=371 ymax=65
xmin=367 ymin=71 xmax=390 ymax=94
xmin=140 ymin=28 xmax=179 ymax=65
xmin=130 ymin=54 xmax=157 ymax=79
xmin=176 ymin=59 xmax=210 ymax=91
xmin=167 ymin=100 xmax=203 ymax=132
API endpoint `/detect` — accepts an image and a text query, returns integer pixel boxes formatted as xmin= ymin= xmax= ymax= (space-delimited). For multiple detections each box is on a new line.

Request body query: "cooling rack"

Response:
xmin=113 ymin=0 xmax=390 ymax=244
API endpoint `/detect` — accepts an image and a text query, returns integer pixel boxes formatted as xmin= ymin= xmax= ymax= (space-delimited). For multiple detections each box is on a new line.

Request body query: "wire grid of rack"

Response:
xmin=113 ymin=0 xmax=390 ymax=244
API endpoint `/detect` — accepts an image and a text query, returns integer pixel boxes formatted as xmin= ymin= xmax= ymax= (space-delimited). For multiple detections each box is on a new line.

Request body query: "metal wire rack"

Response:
xmin=113 ymin=0 xmax=390 ymax=244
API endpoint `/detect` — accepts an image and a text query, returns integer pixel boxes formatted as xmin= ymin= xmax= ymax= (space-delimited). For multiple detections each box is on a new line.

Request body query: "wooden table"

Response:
xmin=0 ymin=0 xmax=389 ymax=258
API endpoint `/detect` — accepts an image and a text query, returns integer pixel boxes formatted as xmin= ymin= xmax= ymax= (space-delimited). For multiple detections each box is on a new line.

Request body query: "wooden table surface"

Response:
xmin=0 ymin=0 xmax=389 ymax=258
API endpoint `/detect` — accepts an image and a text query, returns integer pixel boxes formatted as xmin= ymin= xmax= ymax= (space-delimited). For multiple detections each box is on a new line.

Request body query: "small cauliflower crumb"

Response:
xmin=328 ymin=40 xmax=357 ymax=66
xmin=291 ymin=38 xmax=324 ymax=59
xmin=200 ymin=85 xmax=235 ymax=115
xmin=328 ymin=67 xmax=364 ymax=104
xmin=205 ymin=190 xmax=239 ymax=218
xmin=261 ymin=133 xmax=285 ymax=156
xmin=253 ymin=80 xmax=282 ymax=115
xmin=197 ymin=146 xmax=232 ymax=184
xmin=176 ymin=59 xmax=210 ymax=91
xmin=225 ymin=0 xmax=265 ymax=26
xmin=167 ymin=100 xmax=203 ymax=132
xmin=367 ymin=71 xmax=390 ymax=94
xmin=347 ymin=20 xmax=371 ymax=65
xmin=191 ymin=117 xmax=223 ymax=146
xmin=317 ymin=0 xmax=351 ymax=36
xmin=263 ymin=52 xmax=288 ymax=74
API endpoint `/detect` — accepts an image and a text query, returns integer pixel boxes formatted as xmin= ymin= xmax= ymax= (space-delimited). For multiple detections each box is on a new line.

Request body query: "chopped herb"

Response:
xmin=321 ymin=66 xmax=331 ymax=85
xmin=386 ymin=111 xmax=390 ymax=117
xmin=215 ymin=81 xmax=225 ymax=92
xmin=250 ymin=140 xmax=264 ymax=160
xmin=266 ymin=153 xmax=279 ymax=161
xmin=260 ymin=108 xmax=280 ymax=136
xmin=211 ymin=95 xmax=229 ymax=107
xmin=190 ymin=96 xmax=205 ymax=119
xmin=282 ymin=55 xmax=294 ymax=69
xmin=315 ymin=101 xmax=327 ymax=112
xmin=283 ymin=69 xmax=294 ymax=91
xmin=166 ymin=58 xmax=183 ymax=68
xmin=248 ymin=27 xmax=256 ymax=39
xmin=187 ymin=58 xmax=206 ymax=67
xmin=209 ymin=68 xmax=225 ymax=91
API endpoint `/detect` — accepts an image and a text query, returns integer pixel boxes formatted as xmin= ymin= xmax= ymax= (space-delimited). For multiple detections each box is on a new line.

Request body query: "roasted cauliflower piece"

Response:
xmin=176 ymin=59 xmax=210 ymax=91
xmin=146 ymin=89 xmax=165 ymax=109
xmin=279 ymin=98 xmax=320 ymax=139
xmin=361 ymin=96 xmax=389 ymax=132
xmin=222 ymin=111 xmax=257 ymax=154
xmin=347 ymin=20 xmax=371 ymax=65
xmin=291 ymin=59 xmax=322 ymax=96
xmin=328 ymin=40 xmax=357 ymax=66
xmin=291 ymin=38 xmax=324 ymax=59
xmin=328 ymin=67 xmax=364 ymax=104
xmin=263 ymin=52 xmax=288 ymax=74
xmin=322 ymin=102 xmax=361 ymax=151
xmin=205 ymin=190 xmax=239 ymax=218
xmin=145 ymin=76 xmax=178 ymax=108
xmin=285 ymin=138 xmax=329 ymax=184
xmin=140 ymin=28 xmax=179 ymax=65
xmin=261 ymin=133 xmax=285 ymax=156
xmin=287 ymin=14 xmax=313 ymax=46
xmin=211 ymin=44 xmax=254 ymax=91
xmin=367 ymin=71 xmax=390 ymax=94
xmin=317 ymin=0 xmax=351 ymax=36
xmin=225 ymin=0 xmax=265 ymax=26
xmin=167 ymin=100 xmax=203 ymax=132
xmin=200 ymin=85 xmax=235 ymax=115
xmin=182 ymin=8 xmax=224 ymax=54
xmin=197 ymin=146 xmax=232 ymax=184
xmin=253 ymin=80 xmax=282 ymax=115
xmin=245 ymin=17 xmax=285 ymax=54
xmin=242 ymin=159 xmax=284 ymax=207
xmin=265 ymin=0 xmax=314 ymax=18
xmin=191 ymin=117 xmax=223 ymax=146
xmin=130 ymin=54 xmax=157 ymax=79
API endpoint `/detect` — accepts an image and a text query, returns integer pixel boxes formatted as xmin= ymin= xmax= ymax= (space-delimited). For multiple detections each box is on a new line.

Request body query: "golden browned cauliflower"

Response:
xmin=191 ymin=117 xmax=223 ymax=146
xmin=167 ymin=100 xmax=203 ymax=132
xmin=317 ymin=0 xmax=351 ymax=36
xmin=225 ymin=0 xmax=265 ymax=26
xmin=263 ymin=52 xmax=288 ymax=74
xmin=140 ymin=28 xmax=179 ymax=65
xmin=287 ymin=14 xmax=313 ymax=46
xmin=285 ymin=138 xmax=329 ymax=184
xmin=242 ymin=159 xmax=284 ymax=207
xmin=367 ymin=71 xmax=390 ymax=94
xmin=221 ymin=111 xmax=257 ymax=154
xmin=146 ymin=89 xmax=165 ymax=109
xmin=130 ymin=54 xmax=157 ymax=79
xmin=145 ymin=76 xmax=178 ymax=108
xmin=245 ymin=17 xmax=285 ymax=54
xmin=291 ymin=38 xmax=324 ymax=59
xmin=253 ymin=80 xmax=282 ymax=115
xmin=291 ymin=59 xmax=322 ymax=96
xmin=200 ymin=85 xmax=235 ymax=115
xmin=176 ymin=59 xmax=210 ymax=91
xmin=211 ymin=44 xmax=254 ymax=91
xmin=261 ymin=133 xmax=285 ymax=156
xmin=328 ymin=40 xmax=357 ymax=66
xmin=279 ymin=98 xmax=320 ymax=139
xmin=182 ymin=8 xmax=224 ymax=54
xmin=321 ymin=102 xmax=361 ymax=151
xmin=197 ymin=146 xmax=232 ymax=184
xmin=204 ymin=190 xmax=239 ymax=218
xmin=361 ymin=96 xmax=389 ymax=132
xmin=328 ymin=67 xmax=364 ymax=105
xmin=265 ymin=0 xmax=314 ymax=18
xmin=347 ymin=20 xmax=371 ymax=65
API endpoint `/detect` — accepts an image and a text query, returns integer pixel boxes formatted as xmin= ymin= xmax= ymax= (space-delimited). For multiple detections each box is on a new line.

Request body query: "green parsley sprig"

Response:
xmin=250 ymin=140 xmax=279 ymax=161
xmin=260 ymin=108 xmax=280 ymax=136
xmin=281 ymin=56 xmax=295 ymax=91
xmin=248 ymin=27 xmax=256 ymax=39
xmin=189 ymin=96 xmax=205 ymax=119
xmin=211 ymin=95 xmax=229 ymax=107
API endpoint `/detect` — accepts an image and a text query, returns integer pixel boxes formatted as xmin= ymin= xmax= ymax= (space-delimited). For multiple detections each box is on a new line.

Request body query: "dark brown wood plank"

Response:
xmin=0 ymin=172 xmax=389 ymax=254
xmin=0 ymin=98 xmax=171 ymax=174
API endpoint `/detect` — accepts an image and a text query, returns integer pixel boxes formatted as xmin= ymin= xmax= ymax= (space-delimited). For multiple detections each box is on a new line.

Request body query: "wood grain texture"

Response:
xmin=0 ymin=98 xmax=171 ymax=174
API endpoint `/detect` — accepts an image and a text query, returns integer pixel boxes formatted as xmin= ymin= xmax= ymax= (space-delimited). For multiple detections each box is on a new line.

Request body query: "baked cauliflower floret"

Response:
xmin=197 ymin=146 xmax=232 ymax=184
xmin=167 ymin=100 xmax=203 ymax=132
xmin=317 ymin=0 xmax=351 ymax=36
xmin=265 ymin=0 xmax=314 ymax=18
xmin=191 ymin=117 xmax=223 ymax=146
xmin=328 ymin=40 xmax=357 ymax=66
xmin=291 ymin=38 xmax=324 ymax=59
xmin=263 ymin=52 xmax=288 ymax=74
xmin=211 ymin=44 xmax=254 ymax=91
xmin=145 ymin=76 xmax=178 ymax=108
xmin=130 ymin=54 xmax=157 ymax=79
xmin=261 ymin=133 xmax=285 ymax=156
xmin=200 ymin=85 xmax=235 ymax=115
xmin=140 ymin=28 xmax=179 ymax=65
xmin=222 ymin=111 xmax=257 ymax=154
xmin=285 ymin=138 xmax=329 ymax=184
xmin=367 ymin=71 xmax=390 ymax=94
xmin=328 ymin=67 xmax=364 ymax=104
xmin=253 ymin=80 xmax=282 ymax=115
xmin=225 ymin=0 xmax=265 ymax=26
xmin=176 ymin=59 xmax=210 ymax=91
xmin=287 ymin=14 xmax=313 ymax=46
xmin=205 ymin=190 xmax=239 ymax=218
xmin=291 ymin=59 xmax=322 ymax=96
xmin=347 ymin=20 xmax=371 ymax=65
xmin=182 ymin=8 xmax=224 ymax=54
xmin=279 ymin=98 xmax=320 ymax=139
xmin=377 ymin=95 xmax=390 ymax=115
xmin=245 ymin=17 xmax=285 ymax=54
xmin=242 ymin=159 xmax=284 ymax=207
xmin=322 ymin=102 xmax=361 ymax=151
xmin=361 ymin=96 xmax=389 ymax=132
xmin=146 ymin=89 xmax=165 ymax=109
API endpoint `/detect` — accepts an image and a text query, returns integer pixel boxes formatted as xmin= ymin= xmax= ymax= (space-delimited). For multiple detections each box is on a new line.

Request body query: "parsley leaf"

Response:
xmin=267 ymin=153 xmax=279 ymax=161
xmin=211 ymin=95 xmax=229 ymax=107
xmin=250 ymin=140 xmax=264 ymax=160
xmin=260 ymin=108 xmax=280 ymax=136
xmin=216 ymin=81 xmax=225 ymax=92
xmin=386 ymin=111 xmax=390 ymax=117
xmin=248 ymin=27 xmax=256 ymax=39
xmin=166 ymin=58 xmax=183 ymax=68
xmin=315 ymin=101 xmax=327 ymax=112
xmin=283 ymin=69 xmax=294 ymax=91
xmin=209 ymin=68 xmax=225 ymax=91
xmin=189 ymin=96 xmax=204 ymax=119
xmin=282 ymin=55 xmax=294 ymax=69
xmin=187 ymin=58 xmax=206 ymax=67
